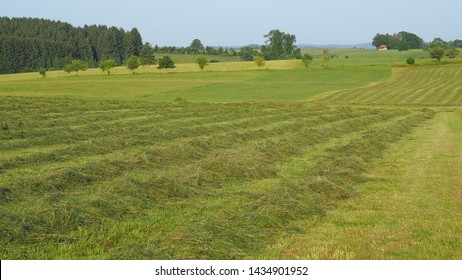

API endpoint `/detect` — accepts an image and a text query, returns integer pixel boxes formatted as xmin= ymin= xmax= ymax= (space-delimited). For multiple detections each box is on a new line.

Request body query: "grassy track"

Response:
xmin=314 ymin=64 xmax=462 ymax=106
xmin=0 ymin=97 xmax=435 ymax=259
xmin=275 ymin=110 xmax=462 ymax=259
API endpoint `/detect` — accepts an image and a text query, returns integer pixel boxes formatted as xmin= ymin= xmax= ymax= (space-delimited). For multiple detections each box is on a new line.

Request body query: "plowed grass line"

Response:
xmin=280 ymin=110 xmax=462 ymax=259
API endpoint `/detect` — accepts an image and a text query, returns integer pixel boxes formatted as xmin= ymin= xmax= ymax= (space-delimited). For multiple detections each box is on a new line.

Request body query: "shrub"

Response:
xmin=406 ymin=58 xmax=415 ymax=65
xmin=39 ymin=68 xmax=46 ymax=78
xmin=253 ymin=56 xmax=266 ymax=68
xmin=100 ymin=59 xmax=117 ymax=74
xmin=195 ymin=55 xmax=209 ymax=70
xmin=302 ymin=54 xmax=314 ymax=68
xmin=126 ymin=56 xmax=140 ymax=73
xmin=157 ymin=56 xmax=176 ymax=69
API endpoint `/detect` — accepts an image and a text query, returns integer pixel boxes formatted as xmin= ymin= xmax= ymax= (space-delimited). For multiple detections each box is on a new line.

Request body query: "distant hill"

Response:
xmin=298 ymin=43 xmax=374 ymax=49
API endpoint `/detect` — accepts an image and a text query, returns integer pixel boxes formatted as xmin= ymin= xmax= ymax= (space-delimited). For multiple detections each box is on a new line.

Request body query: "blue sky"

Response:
xmin=3 ymin=0 xmax=462 ymax=46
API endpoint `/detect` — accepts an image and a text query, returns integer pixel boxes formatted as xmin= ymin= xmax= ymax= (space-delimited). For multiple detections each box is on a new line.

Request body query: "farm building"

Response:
xmin=377 ymin=45 xmax=388 ymax=51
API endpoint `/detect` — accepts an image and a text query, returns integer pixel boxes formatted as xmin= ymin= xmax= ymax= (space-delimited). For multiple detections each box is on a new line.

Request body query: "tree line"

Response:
xmin=0 ymin=17 xmax=142 ymax=74
xmin=0 ymin=17 xmax=303 ymax=74
xmin=372 ymin=31 xmax=462 ymax=50
xmin=372 ymin=31 xmax=425 ymax=50
xmin=4 ymin=17 xmax=459 ymax=75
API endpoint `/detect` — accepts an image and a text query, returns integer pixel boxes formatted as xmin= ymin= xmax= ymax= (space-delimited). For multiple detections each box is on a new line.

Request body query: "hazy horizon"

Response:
xmin=3 ymin=0 xmax=462 ymax=47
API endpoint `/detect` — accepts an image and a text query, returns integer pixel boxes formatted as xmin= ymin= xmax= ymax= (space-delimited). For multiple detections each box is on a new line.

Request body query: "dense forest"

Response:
xmin=0 ymin=17 xmax=143 ymax=74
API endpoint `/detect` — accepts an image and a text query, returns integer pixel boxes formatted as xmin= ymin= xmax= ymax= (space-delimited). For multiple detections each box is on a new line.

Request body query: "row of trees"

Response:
xmin=154 ymin=40 xmax=237 ymax=56
xmin=373 ymin=31 xmax=462 ymax=51
xmin=373 ymin=31 xmax=460 ymax=62
xmin=0 ymin=18 xmax=304 ymax=74
xmin=261 ymin=29 xmax=302 ymax=60
xmin=42 ymin=54 xmax=177 ymax=77
xmin=237 ymin=30 xmax=302 ymax=61
xmin=0 ymin=17 xmax=143 ymax=74
xmin=372 ymin=31 xmax=425 ymax=50
xmin=3 ymin=17 xmax=460 ymax=75
xmin=427 ymin=38 xmax=460 ymax=62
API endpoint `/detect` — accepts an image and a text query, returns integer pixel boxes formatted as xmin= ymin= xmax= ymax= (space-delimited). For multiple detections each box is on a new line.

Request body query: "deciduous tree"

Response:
xmin=64 ymin=60 xmax=88 ymax=76
xmin=126 ymin=55 xmax=140 ymax=73
xmin=239 ymin=46 xmax=258 ymax=61
xmin=100 ymin=59 xmax=116 ymax=74
xmin=261 ymin=29 xmax=301 ymax=60
xmin=157 ymin=56 xmax=176 ymax=69
xmin=446 ymin=47 xmax=459 ymax=59
xmin=428 ymin=46 xmax=445 ymax=63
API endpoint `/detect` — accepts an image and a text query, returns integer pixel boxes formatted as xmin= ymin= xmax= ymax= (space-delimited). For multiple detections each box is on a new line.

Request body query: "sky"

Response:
xmin=2 ymin=0 xmax=462 ymax=47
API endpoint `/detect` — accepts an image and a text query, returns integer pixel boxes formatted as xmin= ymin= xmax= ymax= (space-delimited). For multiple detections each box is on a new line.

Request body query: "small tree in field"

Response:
xmin=253 ymin=55 xmax=265 ymax=68
xmin=64 ymin=60 xmax=88 ymax=76
xmin=321 ymin=49 xmax=330 ymax=68
xmin=126 ymin=55 xmax=140 ymax=73
xmin=39 ymin=68 xmax=46 ymax=78
xmin=428 ymin=46 xmax=445 ymax=63
xmin=157 ymin=56 xmax=176 ymax=69
xmin=100 ymin=59 xmax=116 ymax=74
xmin=446 ymin=47 xmax=459 ymax=59
xmin=195 ymin=55 xmax=209 ymax=70
xmin=302 ymin=54 xmax=314 ymax=68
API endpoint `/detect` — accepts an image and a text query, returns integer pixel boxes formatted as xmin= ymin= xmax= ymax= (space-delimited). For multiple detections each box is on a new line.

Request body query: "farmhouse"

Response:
xmin=377 ymin=45 xmax=388 ymax=51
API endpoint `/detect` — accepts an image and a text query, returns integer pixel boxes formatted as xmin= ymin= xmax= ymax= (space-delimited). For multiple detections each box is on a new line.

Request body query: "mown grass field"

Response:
xmin=315 ymin=64 xmax=462 ymax=106
xmin=1 ymin=49 xmax=461 ymax=259
xmin=267 ymin=110 xmax=462 ymax=259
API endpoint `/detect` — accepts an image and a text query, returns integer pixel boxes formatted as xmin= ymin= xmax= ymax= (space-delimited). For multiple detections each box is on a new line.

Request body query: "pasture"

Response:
xmin=0 ymin=48 xmax=461 ymax=259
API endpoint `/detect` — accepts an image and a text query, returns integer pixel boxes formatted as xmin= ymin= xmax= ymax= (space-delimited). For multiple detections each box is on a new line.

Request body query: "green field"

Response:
xmin=315 ymin=64 xmax=462 ymax=106
xmin=0 ymin=62 xmax=390 ymax=102
xmin=1 ymin=49 xmax=461 ymax=259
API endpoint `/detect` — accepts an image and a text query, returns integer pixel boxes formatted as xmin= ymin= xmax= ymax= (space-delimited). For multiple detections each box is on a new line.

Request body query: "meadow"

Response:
xmin=0 ymin=49 xmax=461 ymax=259
xmin=0 ymin=52 xmax=396 ymax=103
xmin=315 ymin=64 xmax=462 ymax=106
